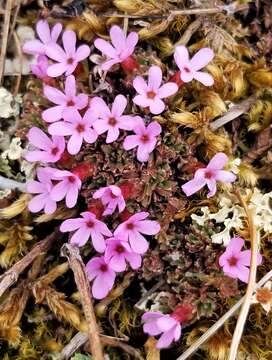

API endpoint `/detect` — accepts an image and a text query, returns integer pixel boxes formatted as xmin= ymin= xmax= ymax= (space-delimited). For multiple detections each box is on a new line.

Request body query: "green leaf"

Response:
xmin=71 ymin=354 xmax=93 ymax=360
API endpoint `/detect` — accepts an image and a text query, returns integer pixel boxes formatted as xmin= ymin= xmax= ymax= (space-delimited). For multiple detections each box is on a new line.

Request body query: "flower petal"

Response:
xmin=136 ymin=220 xmax=160 ymax=235
xmin=42 ymin=105 xmax=64 ymax=123
xmin=67 ymin=133 xmax=83 ymax=155
xmin=23 ymin=40 xmax=44 ymax=55
xmin=65 ymin=75 xmax=76 ymax=98
xmin=44 ymin=85 xmax=66 ymax=105
xmin=147 ymin=121 xmax=162 ymax=137
xmin=207 ymin=152 xmax=228 ymax=170
xmin=174 ymin=45 xmax=189 ymax=70
xmin=149 ymin=98 xmax=165 ymax=115
xmin=190 ymin=48 xmax=214 ymax=71
xmin=106 ymin=127 xmax=119 ymax=143
xmin=51 ymin=23 xmax=62 ymax=42
xmin=133 ymin=76 xmax=148 ymax=95
xmin=111 ymin=94 xmax=127 ymax=118
xmin=27 ymin=127 xmax=52 ymax=151
xmin=47 ymin=62 xmax=67 ymax=77
xmin=110 ymin=25 xmax=126 ymax=51
xmin=123 ymin=135 xmax=140 ymax=150
xmin=157 ymin=82 xmax=178 ymax=98
xmin=182 ymin=176 xmax=206 ymax=197
xmin=156 ymin=330 xmax=175 ymax=349
xmin=75 ymin=45 xmax=90 ymax=61
xmin=193 ymin=71 xmax=214 ymax=86
xmin=70 ymin=227 xmax=91 ymax=247
xmin=94 ymin=39 xmax=117 ymax=58
xmin=63 ymin=30 xmax=76 ymax=57
xmin=48 ymin=121 xmax=73 ymax=136
xmin=148 ymin=66 xmax=162 ymax=91
xmin=66 ymin=185 xmax=79 ymax=208
xmin=129 ymin=231 xmax=149 ymax=254
xmin=214 ymin=170 xmax=236 ymax=183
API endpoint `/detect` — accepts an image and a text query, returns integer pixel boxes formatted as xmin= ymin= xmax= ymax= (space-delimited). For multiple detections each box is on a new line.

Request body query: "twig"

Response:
xmin=0 ymin=0 xmax=13 ymax=84
xmin=0 ymin=230 xmax=59 ymax=298
xmin=0 ymin=175 xmax=26 ymax=191
xmin=228 ymin=191 xmax=259 ymax=360
xmin=176 ymin=269 xmax=272 ymax=360
xmin=210 ymin=95 xmax=258 ymax=131
xmin=7 ymin=0 xmax=21 ymax=44
xmin=135 ymin=277 xmax=165 ymax=310
xmin=61 ymin=244 xmax=104 ymax=360
xmin=174 ymin=19 xmax=201 ymax=48
xmin=13 ymin=31 xmax=23 ymax=96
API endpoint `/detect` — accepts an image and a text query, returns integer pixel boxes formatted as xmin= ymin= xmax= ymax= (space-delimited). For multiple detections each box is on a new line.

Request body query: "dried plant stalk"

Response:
xmin=0 ymin=0 xmax=13 ymax=83
xmin=61 ymin=244 xmax=104 ymax=360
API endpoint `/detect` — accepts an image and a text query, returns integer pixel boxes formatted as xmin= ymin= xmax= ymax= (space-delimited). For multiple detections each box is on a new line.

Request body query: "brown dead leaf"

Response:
xmin=243 ymin=125 xmax=272 ymax=163
xmin=144 ymin=337 xmax=160 ymax=360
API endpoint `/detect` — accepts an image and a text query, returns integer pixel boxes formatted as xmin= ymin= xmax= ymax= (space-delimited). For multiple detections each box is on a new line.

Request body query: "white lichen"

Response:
xmin=0 ymin=87 xmax=20 ymax=118
xmin=1 ymin=137 xmax=24 ymax=161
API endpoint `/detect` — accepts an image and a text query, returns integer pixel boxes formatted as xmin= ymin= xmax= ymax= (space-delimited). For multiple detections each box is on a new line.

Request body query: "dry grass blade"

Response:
xmin=0 ymin=0 xmax=13 ymax=84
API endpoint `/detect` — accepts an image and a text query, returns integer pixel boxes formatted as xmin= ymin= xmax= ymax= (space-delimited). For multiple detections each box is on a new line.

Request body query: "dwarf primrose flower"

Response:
xmin=92 ymin=95 xmax=139 ymax=143
xmin=174 ymin=45 xmax=214 ymax=86
xmin=23 ymin=20 xmax=62 ymax=56
xmin=104 ymin=237 xmax=142 ymax=272
xmin=42 ymin=75 xmax=88 ymax=122
xmin=26 ymin=167 xmax=57 ymax=214
xmin=142 ymin=311 xmax=181 ymax=349
xmin=93 ymin=185 xmax=125 ymax=216
xmin=60 ymin=211 xmax=112 ymax=252
xmin=123 ymin=119 xmax=161 ymax=162
xmin=94 ymin=25 xmax=138 ymax=71
xmin=114 ymin=212 xmax=160 ymax=254
xmin=25 ymin=127 xmax=65 ymax=163
xmin=30 ymin=55 xmax=50 ymax=82
xmin=48 ymin=108 xmax=98 ymax=155
xmin=86 ymin=256 xmax=116 ymax=299
xmin=50 ymin=169 xmax=81 ymax=208
xmin=133 ymin=66 xmax=178 ymax=114
xmin=46 ymin=30 xmax=90 ymax=77
xmin=181 ymin=152 xmax=236 ymax=198
xmin=219 ymin=236 xmax=262 ymax=283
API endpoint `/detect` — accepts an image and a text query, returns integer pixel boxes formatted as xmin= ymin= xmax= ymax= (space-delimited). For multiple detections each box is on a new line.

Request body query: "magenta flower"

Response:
xmin=104 ymin=237 xmax=142 ymax=271
xmin=26 ymin=167 xmax=57 ymax=214
xmin=94 ymin=25 xmax=138 ymax=71
xmin=181 ymin=152 xmax=236 ymax=198
xmin=30 ymin=55 xmax=49 ymax=81
xmin=50 ymin=169 xmax=81 ymax=208
xmin=23 ymin=20 xmax=62 ymax=56
xmin=42 ymin=75 xmax=88 ymax=122
xmin=123 ymin=119 xmax=161 ymax=162
xmin=60 ymin=211 xmax=112 ymax=252
xmin=174 ymin=45 xmax=214 ymax=86
xmin=25 ymin=127 xmax=65 ymax=163
xmin=114 ymin=212 xmax=160 ymax=254
xmin=219 ymin=237 xmax=262 ymax=283
xmin=45 ymin=30 xmax=90 ymax=77
xmin=92 ymin=95 xmax=139 ymax=143
xmin=133 ymin=66 xmax=178 ymax=114
xmin=142 ymin=312 xmax=181 ymax=349
xmin=86 ymin=256 xmax=116 ymax=299
xmin=48 ymin=108 xmax=98 ymax=155
xmin=93 ymin=185 xmax=125 ymax=216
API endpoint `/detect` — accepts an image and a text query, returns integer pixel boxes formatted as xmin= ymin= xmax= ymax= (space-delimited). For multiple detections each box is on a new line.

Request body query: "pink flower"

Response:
xmin=23 ymin=20 xmax=62 ymax=56
xmin=114 ymin=212 xmax=160 ymax=254
xmin=142 ymin=312 xmax=181 ymax=349
xmin=93 ymin=185 xmax=125 ymax=216
xmin=174 ymin=45 xmax=214 ymax=86
xmin=133 ymin=66 xmax=178 ymax=114
xmin=92 ymin=95 xmax=139 ymax=143
xmin=50 ymin=169 xmax=81 ymax=208
xmin=46 ymin=30 xmax=90 ymax=77
xmin=30 ymin=55 xmax=50 ymax=81
xmin=86 ymin=256 xmax=116 ymax=299
xmin=123 ymin=119 xmax=161 ymax=162
xmin=219 ymin=237 xmax=262 ymax=283
xmin=94 ymin=25 xmax=138 ymax=71
xmin=104 ymin=237 xmax=142 ymax=271
xmin=60 ymin=211 xmax=112 ymax=252
xmin=42 ymin=75 xmax=88 ymax=122
xmin=48 ymin=108 xmax=98 ymax=155
xmin=181 ymin=152 xmax=236 ymax=198
xmin=25 ymin=127 xmax=65 ymax=163
xmin=26 ymin=167 xmax=57 ymax=214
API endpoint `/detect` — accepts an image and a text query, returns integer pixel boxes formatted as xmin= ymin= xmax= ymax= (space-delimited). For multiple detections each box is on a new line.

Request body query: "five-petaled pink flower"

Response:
xmin=114 ymin=212 xmax=160 ymax=254
xmin=50 ymin=169 xmax=81 ymax=208
xmin=48 ymin=108 xmax=98 ymax=155
xmin=25 ymin=127 xmax=65 ymax=163
xmin=30 ymin=55 xmax=50 ymax=82
xmin=142 ymin=311 xmax=182 ymax=349
xmin=60 ymin=211 xmax=112 ymax=252
xmin=93 ymin=185 xmax=125 ymax=216
xmin=86 ymin=256 xmax=116 ymax=299
xmin=133 ymin=66 xmax=178 ymax=114
xmin=94 ymin=25 xmax=138 ymax=71
xmin=23 ymin=20 xmax=62 ymax=56
xmin=104 ymin=237 xmax=142 ymax=271
xmin=219 ymin=237 xmax=262 ymax=283
xmin=26 ymin=167 xmax=57 ymax=214
xmin=46 ymin=30 xmax=90 ymax=77
xmin=174 ymin=45 xmax=214 ymax=86
xmin=181 ymin=152 xmax=236 ymax=198
xmin=92 ymin=95 xmax=139 ymax=143
xmin=123 ymin=119 xmax=161 ymax=162
xmin=42 ymin=75 xmax=88 ymax=122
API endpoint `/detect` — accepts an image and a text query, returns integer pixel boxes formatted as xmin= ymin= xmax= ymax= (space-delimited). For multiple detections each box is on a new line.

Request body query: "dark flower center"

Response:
xmin=116 ymin=244 xmax=125 ymax=254
xmin=100 ymin=264 xmax=108 ymax=272
xmin=76 ymin=123 xmax=85 ymax=133
xmin=147 ymin=91 xmax=156 ymax=99
xmin=68 ymin=176 xmax=75 ymax=183
xmin=126 ymin=223 xmax=134 ymax=230
xmin=111 ymin=191 xmax=117 ymax=199
xmin=108 ymin=117 xmax=117 ymax=126
xmin=204 ymin=170 xmax=213 ymax=179
xmin=183 ymin=66 xmax=190 ymax=73
xmin=140 ymin=134 xmax=149 ymax=143
xmin=67 ymin=99 xmax=75 ymax=107
xmin=67 ymin=58 xmax=74 ymax=64
xmin=228 ymin=256 xmax=238 ymax=266
xmin=51 ymin=146 xmax=59 ymax=155
xmin=86 ymin=220 xmax=94 ymax=228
